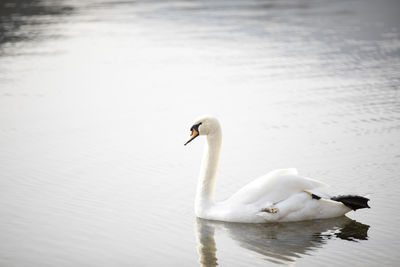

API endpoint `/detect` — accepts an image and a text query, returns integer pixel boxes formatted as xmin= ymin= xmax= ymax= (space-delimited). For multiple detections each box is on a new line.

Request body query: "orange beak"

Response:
xmin=184 ymin=128 xmax=199 ymax=146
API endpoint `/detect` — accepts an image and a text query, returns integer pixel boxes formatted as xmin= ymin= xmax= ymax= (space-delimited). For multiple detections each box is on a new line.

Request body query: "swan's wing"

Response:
xmin=228 ymin=168 xmax=329 ymax=205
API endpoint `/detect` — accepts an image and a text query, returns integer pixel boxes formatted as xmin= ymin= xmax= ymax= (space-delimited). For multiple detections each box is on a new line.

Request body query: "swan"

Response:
xmin=185 ymin=115 xmax=370 ymax=223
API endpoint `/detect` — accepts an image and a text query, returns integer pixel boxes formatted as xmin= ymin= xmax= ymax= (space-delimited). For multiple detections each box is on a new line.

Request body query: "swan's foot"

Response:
xmin=261 ymin=207 xmax=279 ymax=213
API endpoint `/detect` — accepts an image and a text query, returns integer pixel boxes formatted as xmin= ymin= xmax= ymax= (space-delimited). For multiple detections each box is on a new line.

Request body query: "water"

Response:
xmin=0 ymin=0 xmax=399 ymax=266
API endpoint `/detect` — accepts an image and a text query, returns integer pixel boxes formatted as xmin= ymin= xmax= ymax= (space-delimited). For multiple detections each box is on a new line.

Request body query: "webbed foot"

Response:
xmin=261 ymin=207 xmax=279 ymax=213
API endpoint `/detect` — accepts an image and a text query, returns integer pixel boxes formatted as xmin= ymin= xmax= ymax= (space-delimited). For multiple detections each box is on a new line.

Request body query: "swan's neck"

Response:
xmin=195 ymin=130 xmax=222 ymax=217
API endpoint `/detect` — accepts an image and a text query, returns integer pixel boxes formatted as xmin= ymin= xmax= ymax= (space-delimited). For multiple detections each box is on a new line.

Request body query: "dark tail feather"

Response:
xmin=331 ymin=195 xmax=370 ymax=211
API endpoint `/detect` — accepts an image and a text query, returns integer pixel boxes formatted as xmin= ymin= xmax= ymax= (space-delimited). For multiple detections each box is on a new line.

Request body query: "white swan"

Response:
xmin=185 ymin=115 xmax=370 ymax=223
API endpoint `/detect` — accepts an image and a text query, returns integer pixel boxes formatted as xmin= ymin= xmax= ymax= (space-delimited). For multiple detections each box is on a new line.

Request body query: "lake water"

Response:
xmin=0 ymin=0 xmax=399 ymax=266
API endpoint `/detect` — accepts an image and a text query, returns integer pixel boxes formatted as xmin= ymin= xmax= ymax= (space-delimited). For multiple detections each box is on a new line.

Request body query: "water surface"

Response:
xmin=0 ymin=0 xmax=399 ymax=266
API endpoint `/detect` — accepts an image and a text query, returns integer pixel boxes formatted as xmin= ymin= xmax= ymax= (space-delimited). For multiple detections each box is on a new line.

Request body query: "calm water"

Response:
xmin=0 ymin=0 xmax=399 ymax=266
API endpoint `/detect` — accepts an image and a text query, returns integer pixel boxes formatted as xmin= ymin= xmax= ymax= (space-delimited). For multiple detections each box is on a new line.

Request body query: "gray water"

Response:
xmin=0 ymin=0 xmax=399 ymax=266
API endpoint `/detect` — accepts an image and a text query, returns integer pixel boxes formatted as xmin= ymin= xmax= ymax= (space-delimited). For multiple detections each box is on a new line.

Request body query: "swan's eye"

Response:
xmin=190 ymin=122 xmax=202 ymax=132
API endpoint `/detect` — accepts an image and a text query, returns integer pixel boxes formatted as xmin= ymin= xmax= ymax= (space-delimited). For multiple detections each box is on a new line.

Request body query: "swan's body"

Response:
xmin=185 ymin=116 xmax=369 ymax=223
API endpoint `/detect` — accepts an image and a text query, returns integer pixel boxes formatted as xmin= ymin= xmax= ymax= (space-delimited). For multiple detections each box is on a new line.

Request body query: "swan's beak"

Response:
xmin=184 ymin=129 xmax=199 ymax=146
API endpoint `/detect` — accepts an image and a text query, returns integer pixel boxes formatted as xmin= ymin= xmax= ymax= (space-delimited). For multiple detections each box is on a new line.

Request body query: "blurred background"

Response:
xmin=0 ymin=0 xmax=399 ymax=266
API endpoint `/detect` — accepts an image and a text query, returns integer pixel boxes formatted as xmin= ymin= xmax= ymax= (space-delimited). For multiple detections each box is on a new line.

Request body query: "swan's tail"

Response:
xmin=331 ymin=195 xmax=370 ymax=210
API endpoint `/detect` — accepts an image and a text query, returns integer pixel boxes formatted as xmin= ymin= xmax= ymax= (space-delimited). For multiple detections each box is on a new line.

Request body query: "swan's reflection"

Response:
xmin=196 ymin=216 xmax=369 ymax=266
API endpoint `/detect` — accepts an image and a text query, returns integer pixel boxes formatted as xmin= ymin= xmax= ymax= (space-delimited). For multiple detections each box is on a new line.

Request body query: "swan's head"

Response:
xmin=184 ymin=116 xmax=221 ymax=145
